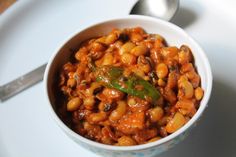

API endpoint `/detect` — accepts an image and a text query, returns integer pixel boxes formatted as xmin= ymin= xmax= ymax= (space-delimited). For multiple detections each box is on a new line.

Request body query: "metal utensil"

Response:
xmin=0 ymin=64 xmax=47 ymax=102
xmin=130 ymin=0 xmax=179 ymax=21
xmin=0 ymin=0 xmax=179 ymax=102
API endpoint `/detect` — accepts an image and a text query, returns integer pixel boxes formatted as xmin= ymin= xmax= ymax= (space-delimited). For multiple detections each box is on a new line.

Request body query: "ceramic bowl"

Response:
xmin=44 ymin=15 xmax=212 ymax=157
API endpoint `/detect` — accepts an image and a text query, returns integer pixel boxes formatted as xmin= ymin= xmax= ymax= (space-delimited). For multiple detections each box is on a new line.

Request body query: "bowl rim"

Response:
xmin=44 ymin=15 xmax=213 ymax=151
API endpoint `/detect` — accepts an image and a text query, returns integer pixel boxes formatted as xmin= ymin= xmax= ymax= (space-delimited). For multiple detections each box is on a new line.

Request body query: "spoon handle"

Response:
xmin=0 ymin=63 xmax=47 ymax=102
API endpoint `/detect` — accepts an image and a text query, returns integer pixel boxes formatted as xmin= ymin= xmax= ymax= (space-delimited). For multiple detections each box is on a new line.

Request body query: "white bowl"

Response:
xmin=44 ymin=15 xmax=212 ymax=157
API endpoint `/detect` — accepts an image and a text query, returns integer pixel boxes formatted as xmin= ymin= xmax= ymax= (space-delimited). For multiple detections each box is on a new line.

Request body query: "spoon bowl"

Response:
xmin=130 ymin=0 xmax=179 ymax=21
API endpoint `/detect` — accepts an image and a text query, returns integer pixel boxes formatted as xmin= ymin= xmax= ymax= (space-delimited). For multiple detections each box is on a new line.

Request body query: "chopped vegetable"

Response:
xmin=95 ymin=66 xmax=160 ymax=102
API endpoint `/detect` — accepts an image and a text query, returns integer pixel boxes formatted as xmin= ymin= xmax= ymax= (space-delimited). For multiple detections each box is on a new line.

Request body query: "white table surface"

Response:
xmin=0 ymin=0 xmax=236 ymax=157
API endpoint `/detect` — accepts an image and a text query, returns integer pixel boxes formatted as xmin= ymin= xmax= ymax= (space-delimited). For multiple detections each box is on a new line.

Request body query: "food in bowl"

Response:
xmin=56 ymin=27 xmax=204 ymax=146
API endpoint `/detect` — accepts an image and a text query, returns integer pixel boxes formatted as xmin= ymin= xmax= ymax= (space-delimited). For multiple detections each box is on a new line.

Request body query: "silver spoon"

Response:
xmin=130 ymin=0 xmax=179 ymax=21
xmin=0 ymin=0 xmax=179 ymax=102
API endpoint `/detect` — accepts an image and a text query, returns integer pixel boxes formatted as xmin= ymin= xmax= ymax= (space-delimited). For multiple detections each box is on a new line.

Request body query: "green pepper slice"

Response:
xmin=95 ymin=66 xmax=160 ymax=102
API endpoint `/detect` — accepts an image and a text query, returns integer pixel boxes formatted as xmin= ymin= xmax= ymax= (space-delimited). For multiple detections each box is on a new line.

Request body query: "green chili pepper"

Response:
xmin=95 ymin=66 xmax=160 ymax=102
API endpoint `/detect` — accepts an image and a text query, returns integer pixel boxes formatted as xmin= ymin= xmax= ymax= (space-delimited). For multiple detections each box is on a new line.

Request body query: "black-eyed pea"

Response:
xmin=166 ymin=72 xmax=178 ymax=89
xmin=166 ymin=112 xmax=186 ymax=133
xmin=130 ymin=44 xmax=148 ymax=56
xmin=156 ymin=63 xmax=169 ymax=79
xmin=67 ymin=97 xmax=82 ymax=111
xmin=164 ymin=88 xmax=177 ymax=104
xmin=92 ymin=42 xmax=106 ymax=52
xmin=181 ymin=63 xmax=194 ymax=73
xmin=185 ymin=71 xmax=200 ymax=88
xmin=140 ymin=64 xmax=151 ymax=74
xmin=195 ymin=87 xmax=204 ymax=100
xmin=161 ymin=46 xmax=178 ymax=58
xmin=178 ymin=45 xmax=192 ymax=65
xmin=121 ymin=53 xmax=136 ymax=65
xmin=178 ymin=50 xmax=189 ymax=65
xmin=117 ymin=136 xmax=137 ymax=146
xmin=75 ymin=47 xmax=88 ymax=61
xmin=191 ymin=74 xmax=200 ymax=88
xmin=130 ymin=28 xmax=144 ymax=42
xmin=175 ymin=99 xmax=195 ymax=116
xmin=154 ymin=38 xmax=165 ymax=49
xmin=102 ymin=52 xmax=114 ymax=66
xmin=83 ymin=96 xmax=95 ymax=110
xmin=88 ymin=112 xmax=107 ymax=123
xmin=120 ymin=42 xmax=136 ymax=55
xmin=180 ymin=45 xmax=192 ymax=55
xmin=179 ymin=80 xmax=194 ymax=99
xmin=150 ymin=49 xmax=162 ymax=63
xmin=90 ymin=42 xmax=106 ymax=60
xmin=105 ymin=33 xmax=118 ymax=45
xmin=130 ymin=32 xmax=143 ymax=43
xmin=85 ymin=82 xmax=102 ymax=95
xmin=149 ymin=106 xmax=164 ymax=122
xmin=109 ymin=101 xmax=126 ymax=122
xmin=113 ymin=40 xmax=123 ymax=49
xmin=99 ymin=102 xmax=113 ymax=112
xmin=83 ymin=122 xmax=101 ymax=137
xmin=137 ymin=56 xmax=151 ymax=73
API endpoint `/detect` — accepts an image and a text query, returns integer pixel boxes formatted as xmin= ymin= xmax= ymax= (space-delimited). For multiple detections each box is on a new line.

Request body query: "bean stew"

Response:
xmin=56 ymin=27 xmax=204 ymax=146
